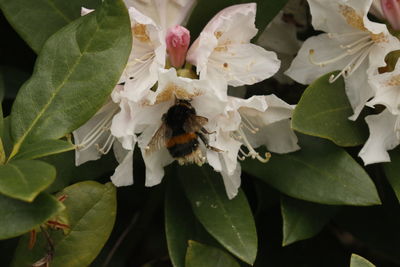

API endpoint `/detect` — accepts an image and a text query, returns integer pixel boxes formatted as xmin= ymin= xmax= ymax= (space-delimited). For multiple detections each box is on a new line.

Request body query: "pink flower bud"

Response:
xmin=166 ymin=25 xmax=190 ymax=68
xmin=381 ymin=0 xmax=400 ymax=30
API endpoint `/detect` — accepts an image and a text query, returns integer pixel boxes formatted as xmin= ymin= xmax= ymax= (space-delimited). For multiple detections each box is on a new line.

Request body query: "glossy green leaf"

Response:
xmin=242 ymin=136 xmax=380 ymax=206
xmin=12 ymin=181 xmax=117 ymax=267
xmin=165 ymin=177 xmax=218 ymax=267
xmin=281 ymin=196 xmax=339 ymax=246
xmin=0 ymin=160 xmax=55 ymax=202
xmin=12 ymin=139 xmax=75 ymax=161
xmin=0 ymin=0 xmax=102 ymax=53
xmin=179 ymin=165 xmax=257 ymax=265
xmin=165 ymin=179 xmax=197 ymax=267
xmin=185 ymin=241 xmax=240 ymax=267
xmin=9 ymin=0 xmax=132 ymax=158
xmin=0 ymin=193 xmax=65 ymax=240
xmin=383 ymin=148 xmax=400 ymax=203
xmin=0 ymin=69 xmax=4 ymax=102
xmin=1 ymin=117 xmax=13 ymax=158
xmin=42 ymin=150 xmax=117 ymax=193
xmin=350 ymin=254 xmax=375 ymax=267
xmin=292 ymin=72 xmax=368 ymax=147
xmin=0 ymin=104 xmax=4 ymax=164
xmin=186 ymin=0 xmax=287 ymax=41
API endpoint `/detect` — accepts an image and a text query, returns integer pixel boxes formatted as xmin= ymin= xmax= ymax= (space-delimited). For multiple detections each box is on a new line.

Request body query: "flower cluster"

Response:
xmin=284 ymin=0 xmax=400 ymax=165
xmin=74 ymin=0 xmax=299 ymax=198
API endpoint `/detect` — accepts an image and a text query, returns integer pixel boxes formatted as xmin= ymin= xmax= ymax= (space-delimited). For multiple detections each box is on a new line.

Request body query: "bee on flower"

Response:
xmin=74 ymin=1 xmax=299 ymax=198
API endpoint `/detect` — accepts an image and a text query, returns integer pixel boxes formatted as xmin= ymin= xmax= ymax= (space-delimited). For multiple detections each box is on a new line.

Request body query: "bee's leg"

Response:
xmin=197 ymin=132 xmax=223 ymax=152
xmin=200 ymin=127 xmax=216 ymax=135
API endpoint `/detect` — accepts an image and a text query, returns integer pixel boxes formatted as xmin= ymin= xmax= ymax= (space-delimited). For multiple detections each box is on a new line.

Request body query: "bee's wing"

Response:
xmin=145 ymin=123 xmax=172 ymax=154
xmin=183 ymin=115 xmax=208 ymax=133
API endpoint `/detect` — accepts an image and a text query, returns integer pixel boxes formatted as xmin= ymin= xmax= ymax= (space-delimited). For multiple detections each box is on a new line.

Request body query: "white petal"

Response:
xmin=239 ymin=95 xmax=300 ymax=153
xmin=138 ymin=124 xmax=174 ymax=187
xmin=81 ymin=7 xmax=94 ymax=16
xmin=123 ymin=0 xmax=196 ymax=30
xmin=110 ymin=150 xmax=134 ymax=186
xmin=308 ymin=0 xmax=371 ymax=33
xmin=208 ymin=131 xmax=242 ymax=176
xmin=119 ymin=7 xmax=166 ymax=102
xmin=367 ymin=61 xmax=400 ymax=115
xmin=111 ymin=99 xmax=137 ymax=150
xmin=73 ymin=101 xmax=118 ymax=166
xmin=345 ymin=63 xmax=374 ymax=120
xmin=285 ymin=33 xmax=350 ymax=84
xmin=220 ymin=161 xmax=241 ymax=200
xmin=206 ymin=43 xmax=280 ymax=87
xmin=359 ymin=110 xmax=400 ymax=165
xmin=187 ymin=3 xmax=258 ymax=74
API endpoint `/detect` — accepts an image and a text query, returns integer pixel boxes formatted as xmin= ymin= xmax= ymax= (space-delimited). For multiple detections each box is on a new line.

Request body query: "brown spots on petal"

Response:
xmin=132 ymin=23 xmax=150 ymax=42
xmin=223 ymin=62 xmax=228 ymax=68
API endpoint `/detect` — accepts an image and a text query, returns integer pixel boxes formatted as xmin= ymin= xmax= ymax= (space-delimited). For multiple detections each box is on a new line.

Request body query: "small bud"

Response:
xmin=381 ymin=0 xmax=400 ymax=30
xmin=166 ymin=25 xmax=190 ymax=68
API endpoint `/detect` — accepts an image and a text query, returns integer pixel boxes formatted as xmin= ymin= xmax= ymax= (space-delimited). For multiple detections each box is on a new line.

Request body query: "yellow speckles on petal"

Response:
xmin=339 ymin=5 xmax=366 ymax=31
xmin=370 ymin=32 xmax=388 ymax=43
xmin=132 ymin=23 xmax=150 ymax=42
xmin=155 ymin=83 xmax=202 ymax=104
xmin=385 ymin=74 xmax=400 ymax=86
xmin=339 ymin=5 xmax=388 ymax=43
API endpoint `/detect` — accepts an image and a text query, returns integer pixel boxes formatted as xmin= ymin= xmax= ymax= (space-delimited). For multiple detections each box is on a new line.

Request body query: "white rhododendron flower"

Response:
xmin=360 ymin=60 xmax=400 ymax=165
xmin=359 ymin=110 xmax=400 ymax=165
xmin=75 ymin=2 xmax=298 ymax=199
xmin=186 ymin=3 xmax=281 ymax=100
xmin=207 ymin=95 xmax=300 ymax=198
xmin=285 ymin=0 xmax=400 ymax=120
xmin=367 ymin=60 xmax=400 ymax=115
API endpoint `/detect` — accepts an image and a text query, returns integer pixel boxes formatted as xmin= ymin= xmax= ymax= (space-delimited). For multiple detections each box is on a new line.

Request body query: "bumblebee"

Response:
xmin=146 ymin=99 xmax=221 ymax=165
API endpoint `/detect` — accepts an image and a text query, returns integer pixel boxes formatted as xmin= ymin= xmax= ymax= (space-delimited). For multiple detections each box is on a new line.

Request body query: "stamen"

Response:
xmin=241 ymin=115 xmax=259 ymax=133
xmin=77 ymin=106 xmax=119 ymax=151
xmin=235 ymin=127 xmax=271 ymax=163
xmin=327 ymin=31 xmax=368 ymax=38
xmin=95 ymin=134 xmax=116 ymax=155
xmin=328 ymin=45 xmax=373 ymax=83
xmin=339 ymin=35 xmax=370 ymax=48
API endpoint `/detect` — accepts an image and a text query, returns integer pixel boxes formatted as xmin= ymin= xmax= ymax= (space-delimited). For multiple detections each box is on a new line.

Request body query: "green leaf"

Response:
xmin=185 ymin=241 xmax=240 ymax=267
xmin=9 ymin=0 xmax=132 ymax=158
xmin=0 ymin=160 xmax=55 ymax=202
xmin=0 ymin=0 xmax=102 ymax=53
xmin=12 ymin=139 xmax=75 ymax=161
xmin=383 ymin=148 xmax=400 ymax=203
xmin=292 ymin=72 xmax=368 ymax=147
xmin=179 ymin=165 xmax=257 ymax=265
xmin=165 ymin=179 xmax=197 ymax=267
xmin=42 ymin=150 xmax=117 ymax=193
xmin=12 ymin=181 xmax=117 ymax=267
xmin=0 ymin=193 xmax=65 ymax=240
xmin=186 ymin=0 xmax=286 ymax=41
xmin=242 ymin=136 xmax=381 ymax=206
xmin=0 ymin=69 xmax=4 ymax=102
xmin=1 ymin=117 xmax=13 ymax=158
xmin=281 ymin=196 xmax=339 ymax=246
xmin=165 ymin=177 xmax=218 ymax=267
xmin=350 ymin=254 xmax=375 ymax=267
